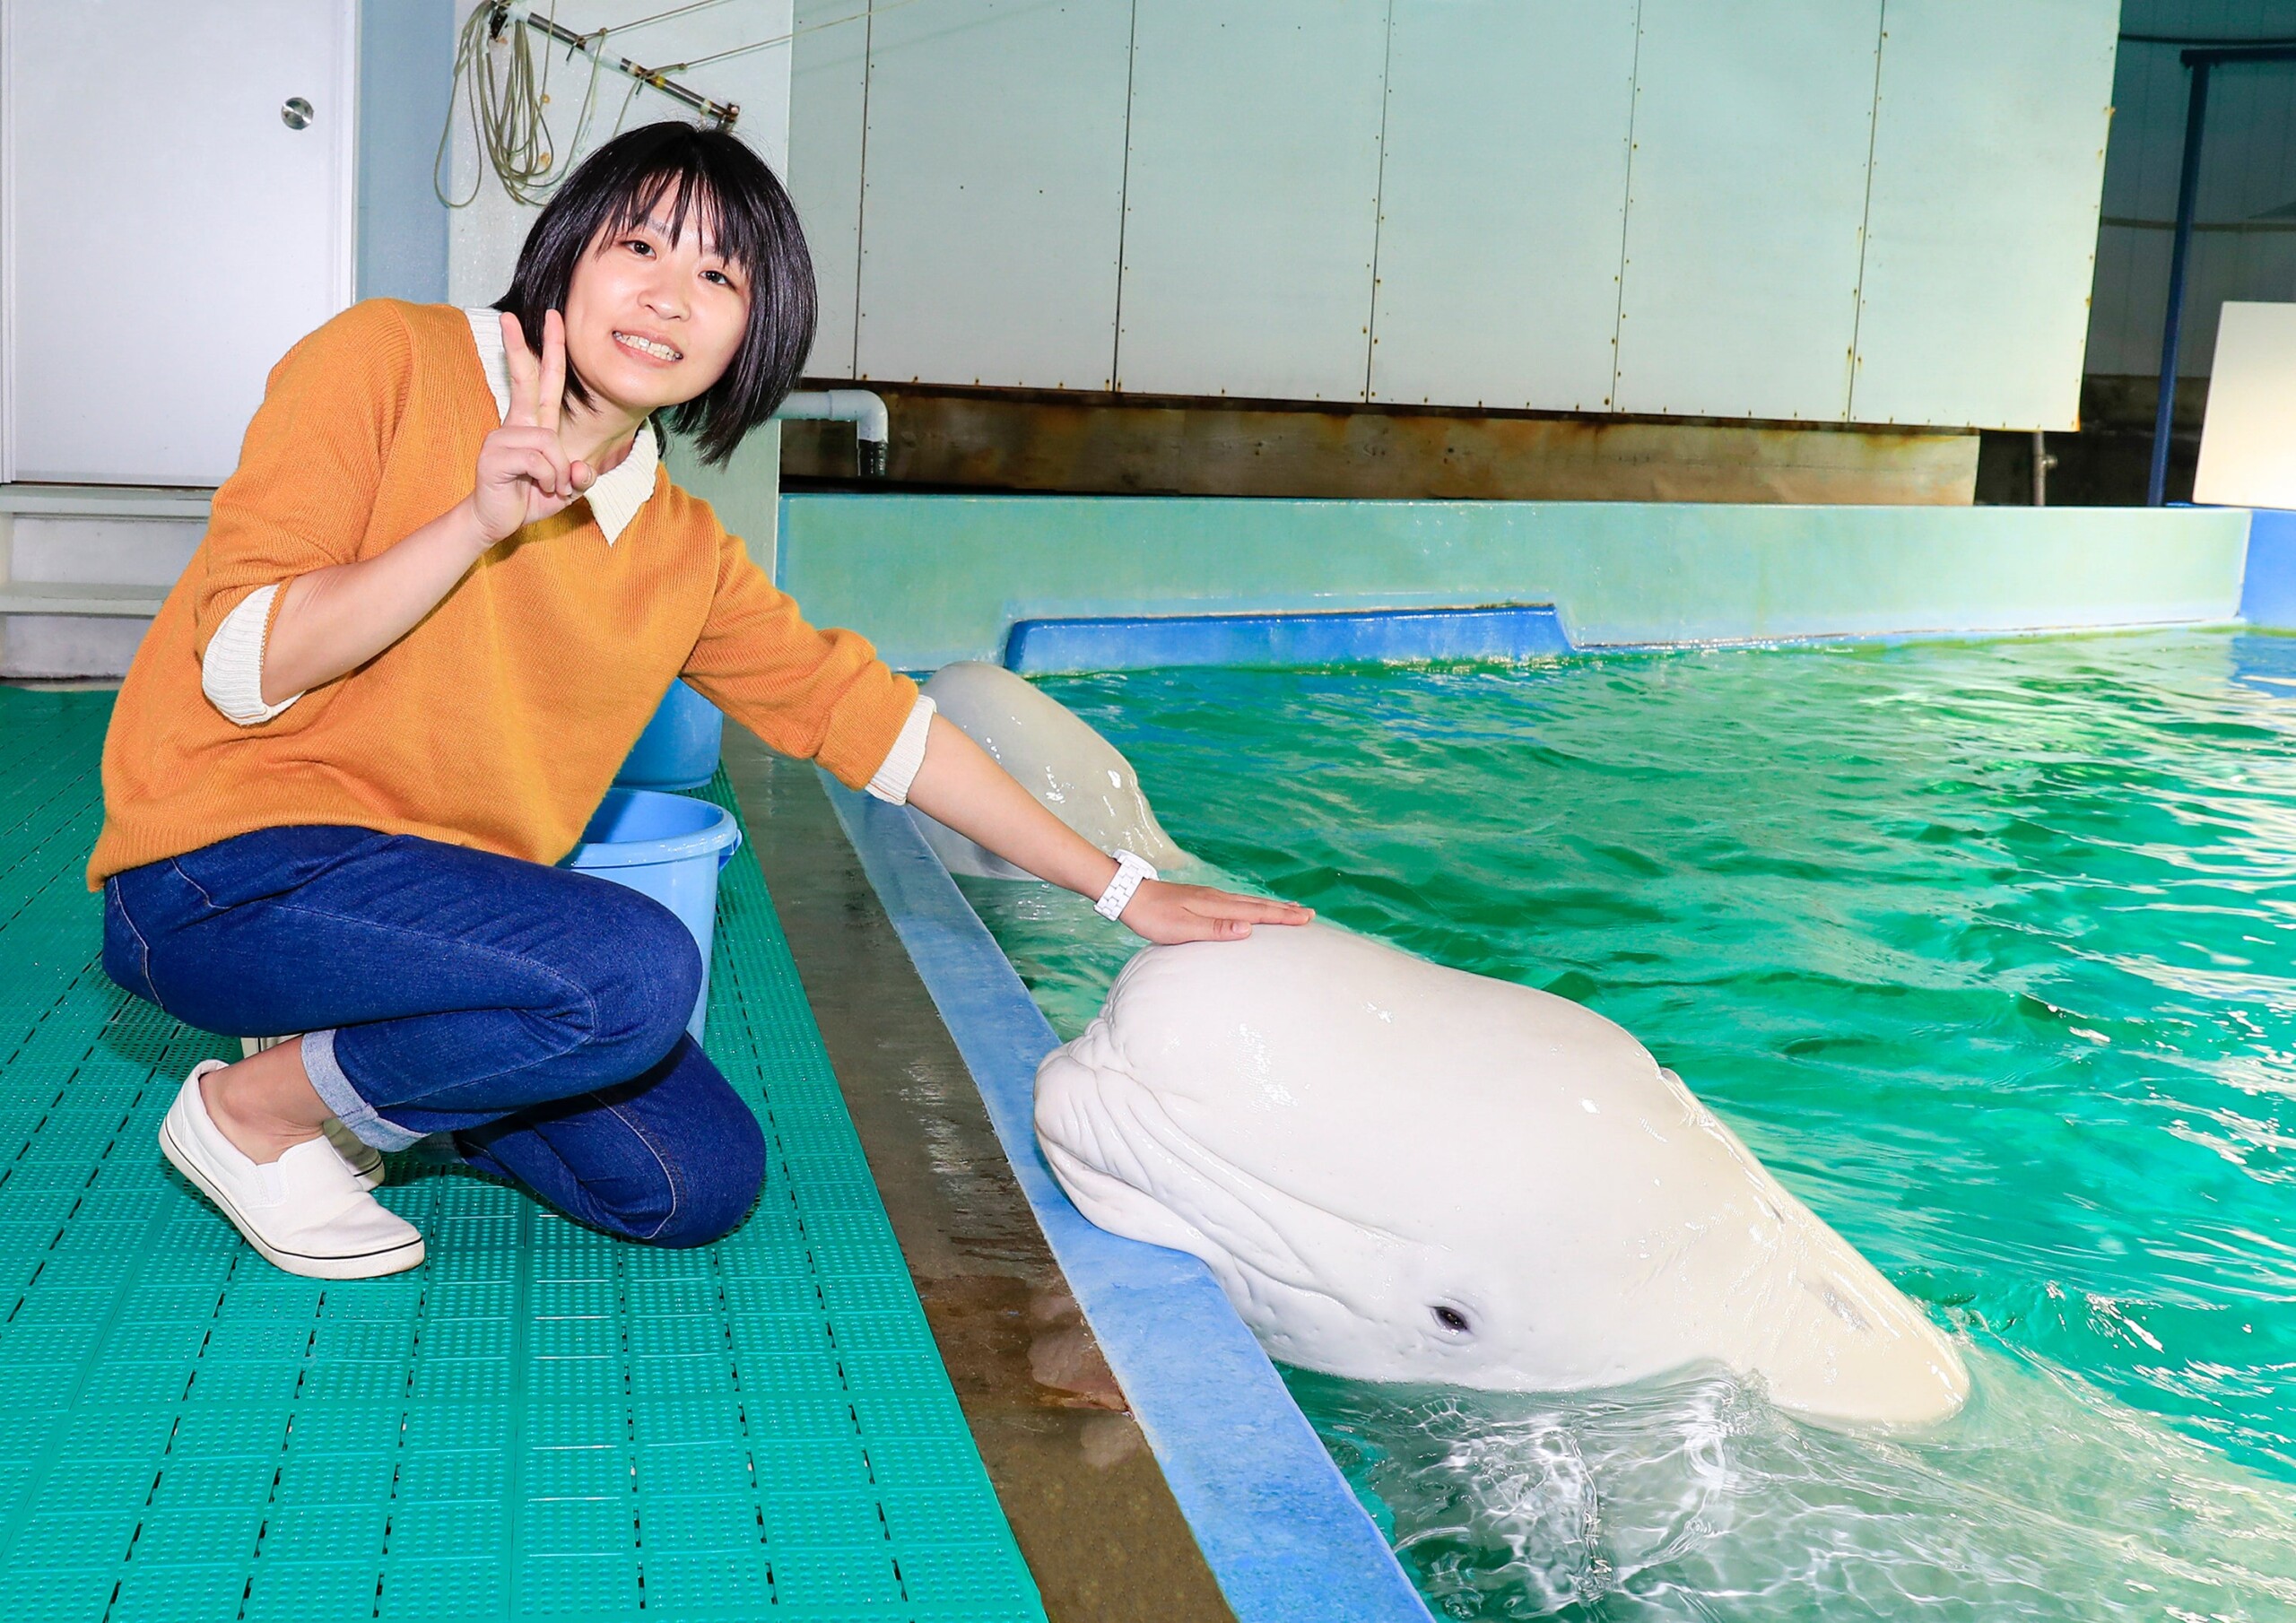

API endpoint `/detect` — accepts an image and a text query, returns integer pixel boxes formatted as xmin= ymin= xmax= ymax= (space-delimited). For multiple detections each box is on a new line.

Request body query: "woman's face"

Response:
xmin=561 ymin=194 xmax=750 ymax=420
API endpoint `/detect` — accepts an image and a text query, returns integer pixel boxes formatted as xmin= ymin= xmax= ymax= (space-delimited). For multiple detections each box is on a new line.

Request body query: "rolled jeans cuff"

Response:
xmin=301 ymin=1028 xmax=423 ymax=1151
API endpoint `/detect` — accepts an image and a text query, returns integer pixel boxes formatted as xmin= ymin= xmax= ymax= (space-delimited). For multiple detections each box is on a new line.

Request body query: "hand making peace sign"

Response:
xmin=470 ymin=310 xmax=597 ymax=546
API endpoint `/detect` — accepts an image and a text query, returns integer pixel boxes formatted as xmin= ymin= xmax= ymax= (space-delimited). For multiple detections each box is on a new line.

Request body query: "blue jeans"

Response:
xmin=102 ymin=826 xmax=766 ymax=1247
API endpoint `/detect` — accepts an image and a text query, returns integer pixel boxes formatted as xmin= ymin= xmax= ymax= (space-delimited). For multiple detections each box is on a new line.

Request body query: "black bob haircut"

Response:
xmin=493 ymin=121 xmax=816 ymax=467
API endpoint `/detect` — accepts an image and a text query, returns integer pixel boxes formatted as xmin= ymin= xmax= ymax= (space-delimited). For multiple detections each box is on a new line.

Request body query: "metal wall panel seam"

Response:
xmin=1 ymin=0 xmax=14 ymax=483
xmin=1845 ymin=1 xmax=1890 ymax=422
xmin=851 ymin=0 xmax=874 ymax=379
xmin=1606 ymin=0 xmax=1645 ymax=414
xmin=1361 ymin=0 xmax=1397 ymax=404
xmin=1109 ymin=0 xmax=1140 ymax=393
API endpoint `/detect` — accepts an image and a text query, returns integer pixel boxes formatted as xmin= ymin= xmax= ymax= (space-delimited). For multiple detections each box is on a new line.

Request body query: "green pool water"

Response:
xmin=955 ymin=631 xmax=2296 ymax=1620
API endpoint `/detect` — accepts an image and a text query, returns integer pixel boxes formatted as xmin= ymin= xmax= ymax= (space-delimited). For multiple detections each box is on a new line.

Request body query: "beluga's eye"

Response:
xmin=1431 ymin=1305 xmax=1472 ymax=1335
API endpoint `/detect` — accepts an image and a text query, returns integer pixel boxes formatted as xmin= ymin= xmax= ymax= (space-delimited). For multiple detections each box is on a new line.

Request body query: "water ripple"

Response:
xmin=962 ymin=632 xmax=2296 ymax=1617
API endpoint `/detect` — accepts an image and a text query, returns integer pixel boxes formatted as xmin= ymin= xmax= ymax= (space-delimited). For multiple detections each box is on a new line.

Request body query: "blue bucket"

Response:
xmin=616 ymin=681 xmax=726 ymax=791
xmin=562 ymin=789 xmax=743 ymax=1045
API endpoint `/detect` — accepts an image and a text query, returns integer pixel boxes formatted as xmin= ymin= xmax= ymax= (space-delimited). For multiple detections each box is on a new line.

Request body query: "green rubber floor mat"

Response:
xmin=0 ymin=688 xmax=1045 ymax=1623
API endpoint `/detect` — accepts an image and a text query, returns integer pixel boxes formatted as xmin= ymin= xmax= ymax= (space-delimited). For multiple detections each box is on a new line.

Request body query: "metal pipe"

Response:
xmin=774 ymin=389 xmax=891 ymax=478
xmin=2031 ymin=429 xmax=2055 ymax=507
xmin=488 ymin=4 xmax=740 ymax=130
xmin=2150 ymin=57 xmax=2212 ymax=506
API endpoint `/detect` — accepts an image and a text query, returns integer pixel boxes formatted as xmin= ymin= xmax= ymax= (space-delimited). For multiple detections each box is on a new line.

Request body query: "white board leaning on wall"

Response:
xmin=2195 ymin=303 xmax=2296 ymax=512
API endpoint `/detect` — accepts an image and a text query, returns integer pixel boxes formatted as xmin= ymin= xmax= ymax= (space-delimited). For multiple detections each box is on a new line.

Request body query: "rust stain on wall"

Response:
xmin=786 ymin=386 xmax=1980 ymax=505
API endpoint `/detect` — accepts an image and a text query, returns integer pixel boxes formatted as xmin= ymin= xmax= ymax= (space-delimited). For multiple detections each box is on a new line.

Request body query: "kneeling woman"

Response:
xmin=90 ymin=123 xmax=1303 ymax=1279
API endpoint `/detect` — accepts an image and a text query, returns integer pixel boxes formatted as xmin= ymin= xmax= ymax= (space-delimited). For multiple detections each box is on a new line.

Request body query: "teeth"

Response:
xmin=614 ymin=331 xmax=681 ymax=361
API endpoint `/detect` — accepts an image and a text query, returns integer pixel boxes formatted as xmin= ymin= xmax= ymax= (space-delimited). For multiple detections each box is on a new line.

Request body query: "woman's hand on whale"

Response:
xmin=472 ymin=310 xmax=597 ymax=544
xmin=1114 ymin=879 xmax=1311 ymax=944
xmin=904 ymin=715 xmax=1311 ymax=942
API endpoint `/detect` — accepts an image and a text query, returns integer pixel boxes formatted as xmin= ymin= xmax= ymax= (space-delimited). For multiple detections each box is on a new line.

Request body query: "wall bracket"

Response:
xmin=488 ymin=4 xmax=740 ymax=131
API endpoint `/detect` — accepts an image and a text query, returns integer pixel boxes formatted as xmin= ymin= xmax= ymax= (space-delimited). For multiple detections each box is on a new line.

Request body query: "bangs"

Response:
xmin=494 ymin=121 xmax=817 ymax=466
xmin=602 ymin=164 xmax=761 ymax=285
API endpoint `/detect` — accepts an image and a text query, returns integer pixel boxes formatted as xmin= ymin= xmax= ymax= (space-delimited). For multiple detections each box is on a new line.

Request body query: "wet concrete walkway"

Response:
xmin=724 ymin=733 xmax=1233 ymax=1623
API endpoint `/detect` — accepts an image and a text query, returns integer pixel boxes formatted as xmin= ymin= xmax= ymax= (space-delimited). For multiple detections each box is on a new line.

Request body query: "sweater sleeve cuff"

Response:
xmin=200 ymin=584 xmax=304 ymax=725
xmin=864 ymin=695 xmax=937 ymax=805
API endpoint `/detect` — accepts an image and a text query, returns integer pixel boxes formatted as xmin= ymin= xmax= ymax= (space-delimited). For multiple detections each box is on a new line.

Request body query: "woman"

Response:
xmin=90 ymin=122 xmax=1304 ymax=1280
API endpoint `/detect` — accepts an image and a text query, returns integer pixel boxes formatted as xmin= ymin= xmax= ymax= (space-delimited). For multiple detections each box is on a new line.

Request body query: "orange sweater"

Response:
xmin=88 ymin=299 xmax=917 ymax=888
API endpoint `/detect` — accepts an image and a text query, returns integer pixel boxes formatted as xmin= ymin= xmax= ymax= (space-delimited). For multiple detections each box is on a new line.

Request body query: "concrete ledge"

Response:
xmin=0 ymin=583 xmax=169 ymax=617
xmin=781 ymin=494 xmax=2250 ymax=673
xmin=0 ymin=483 xmax=212 ymax=518
xmin=822 ymin=777 xmax=1431 ymax=1623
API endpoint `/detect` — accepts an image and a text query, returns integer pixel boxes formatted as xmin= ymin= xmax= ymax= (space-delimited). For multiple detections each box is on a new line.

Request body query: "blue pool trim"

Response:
xmin=1005 ymin=603 xmax=1571 ymax=673
xmin=2240 ymin=508 xmax=2296 ymax=631
xmin=821 ymin=778 xmax=1432 ymax=1623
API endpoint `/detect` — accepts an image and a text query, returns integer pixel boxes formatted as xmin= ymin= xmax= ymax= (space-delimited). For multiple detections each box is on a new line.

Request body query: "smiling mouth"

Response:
xmin=613 ymin=330 xmax=683 ymax=362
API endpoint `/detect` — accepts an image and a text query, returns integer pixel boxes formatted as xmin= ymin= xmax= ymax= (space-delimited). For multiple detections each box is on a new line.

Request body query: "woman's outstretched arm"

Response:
xmin=903 ymin=714 xmax=1312 ymax=945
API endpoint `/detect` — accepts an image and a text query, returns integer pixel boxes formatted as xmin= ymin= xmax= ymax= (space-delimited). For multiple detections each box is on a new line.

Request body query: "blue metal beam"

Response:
xmin=2150 ymin=44 xmax=2296 ymax=507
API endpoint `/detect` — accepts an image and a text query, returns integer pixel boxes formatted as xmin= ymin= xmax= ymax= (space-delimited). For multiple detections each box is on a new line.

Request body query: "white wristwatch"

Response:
xmin=1093 ymin=848 xmax=1159 ymax=921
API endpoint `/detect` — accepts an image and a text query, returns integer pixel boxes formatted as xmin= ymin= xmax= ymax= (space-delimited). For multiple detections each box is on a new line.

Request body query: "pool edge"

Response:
xmin=818 ymin=774 xmax=1433 ymax=1623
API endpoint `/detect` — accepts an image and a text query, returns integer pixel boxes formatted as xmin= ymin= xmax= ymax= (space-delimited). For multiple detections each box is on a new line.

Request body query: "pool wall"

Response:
xmin=821 ymin=778 xmax=1434 ymax=1623
xmin=778 ymin=495 xmax=2254 ymax=671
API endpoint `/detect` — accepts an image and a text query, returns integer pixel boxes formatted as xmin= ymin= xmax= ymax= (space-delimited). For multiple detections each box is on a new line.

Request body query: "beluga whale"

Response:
xmin=1035 ymin=924 xmax=1970 ymax=1430
xmin=916 ymin=662 xmax=1189 ymax=880
xmin=918 ymin=663 xmax=1969 ymax=1430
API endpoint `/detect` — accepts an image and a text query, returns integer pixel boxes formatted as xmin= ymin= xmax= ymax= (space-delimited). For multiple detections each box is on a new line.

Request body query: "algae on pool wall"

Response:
xmin=957 ymin=631 xmax=2296 ymax=1619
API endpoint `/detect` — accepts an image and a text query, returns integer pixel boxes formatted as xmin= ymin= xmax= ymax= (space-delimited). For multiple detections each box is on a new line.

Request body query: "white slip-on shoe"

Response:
xmin=240 ymin=1037 xmax=383 ymax=1190
xmin=160 ymin=1060 xmax=424 ymax=1280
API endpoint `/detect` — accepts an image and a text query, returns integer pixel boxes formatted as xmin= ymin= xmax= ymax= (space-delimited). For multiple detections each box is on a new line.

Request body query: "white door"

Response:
xmin=2 ymin=0 xmax=355 ymax=486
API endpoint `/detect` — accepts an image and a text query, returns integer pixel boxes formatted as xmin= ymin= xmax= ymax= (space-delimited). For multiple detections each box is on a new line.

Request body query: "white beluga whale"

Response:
xmin=1034 ymin=924 xmax=1970 ymax=1430
xmin=917 ymin=661 xmax=1188 ymax=879
xmin=926 ymin=666 xmax=1969 ymax=1428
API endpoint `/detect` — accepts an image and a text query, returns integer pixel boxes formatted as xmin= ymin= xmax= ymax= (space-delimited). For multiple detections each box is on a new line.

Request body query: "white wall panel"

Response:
xmin=790 ymin=0 xmax=870 ymax=378
xmin=1849 ymin=0 xmax=2116 ymax=430
xmin=857 ymin=0 xmax=1132 ymax=389
xmin=1369 ymin=0 xmax=1638 ymax=411
xmin=1612 ymin=0 xmax=1881 ymax=421
xmin=1115 ymin=1 xmax=1388 ymax=401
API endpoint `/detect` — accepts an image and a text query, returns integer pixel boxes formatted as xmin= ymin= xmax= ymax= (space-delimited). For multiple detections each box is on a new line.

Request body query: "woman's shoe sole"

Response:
xmin=160 ymin=1118 xmax=424 ymax=1280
